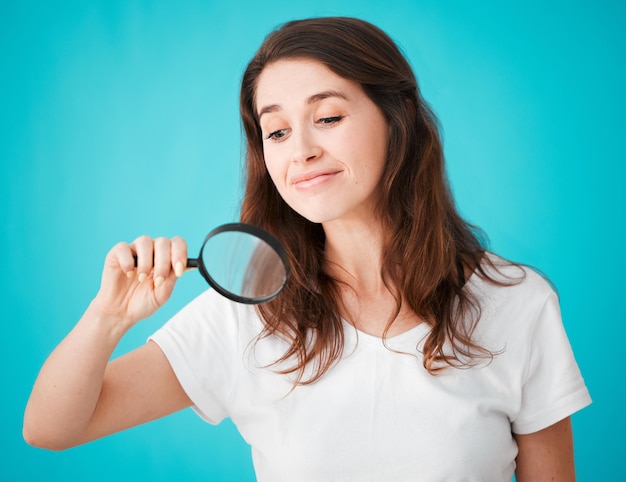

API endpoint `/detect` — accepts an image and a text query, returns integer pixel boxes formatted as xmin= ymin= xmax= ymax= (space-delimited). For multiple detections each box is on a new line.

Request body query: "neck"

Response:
xmin=322 ymin=218 xmax=388 ymax=295
xmin=322 ymin=218 xmax=424 ymax=338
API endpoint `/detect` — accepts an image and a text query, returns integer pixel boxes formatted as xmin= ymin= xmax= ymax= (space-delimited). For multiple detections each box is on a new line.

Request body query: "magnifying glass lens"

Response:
xmin=200 ymin=229 xmax=287 ymax=303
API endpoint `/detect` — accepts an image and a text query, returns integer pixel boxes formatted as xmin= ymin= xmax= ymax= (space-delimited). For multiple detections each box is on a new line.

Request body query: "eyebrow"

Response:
xmin=257 ymin=90 xmax=349 ymax=119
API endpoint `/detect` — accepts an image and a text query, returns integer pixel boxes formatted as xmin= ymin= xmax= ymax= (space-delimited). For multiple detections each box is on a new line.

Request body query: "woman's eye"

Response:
xmin=265 ymin=129 xmax=288 ymax=141
xmin=317 ymin=116 xmax=344 ymax=125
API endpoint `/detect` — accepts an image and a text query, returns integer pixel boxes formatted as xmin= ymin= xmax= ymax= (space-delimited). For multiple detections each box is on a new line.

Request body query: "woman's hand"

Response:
xmin=91 ymin=236 xmax=188 ymax=328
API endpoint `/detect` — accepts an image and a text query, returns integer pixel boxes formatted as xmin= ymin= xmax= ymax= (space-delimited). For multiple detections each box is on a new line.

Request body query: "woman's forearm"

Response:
xmin=23 ymin=302 xmax=131 ymax=450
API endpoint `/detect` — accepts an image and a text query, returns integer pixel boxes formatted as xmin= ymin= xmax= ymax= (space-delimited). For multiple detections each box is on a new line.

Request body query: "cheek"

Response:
xmin=366 ymin=128 xmax=389 ymax=175
xmin=263 ymin=155 xmax=287 ymax=194
xmin=263 ymin=154 xmax=277 ymax=181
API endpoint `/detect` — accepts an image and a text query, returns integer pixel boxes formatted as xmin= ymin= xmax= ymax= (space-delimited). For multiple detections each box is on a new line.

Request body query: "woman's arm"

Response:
xmin=514 ymin=417 xmax=576 ymax=482
xmin=23 ymin=236 xmax=191 ymax=450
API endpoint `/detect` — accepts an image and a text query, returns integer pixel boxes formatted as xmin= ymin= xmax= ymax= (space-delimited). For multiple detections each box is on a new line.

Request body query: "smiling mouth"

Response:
xmin=291 ymin=170 xmax=342 ymax=189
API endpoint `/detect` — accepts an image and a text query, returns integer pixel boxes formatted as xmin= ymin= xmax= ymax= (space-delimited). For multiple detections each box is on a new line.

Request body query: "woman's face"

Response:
xmin=255 ymin=58 xmax=389 ymax=225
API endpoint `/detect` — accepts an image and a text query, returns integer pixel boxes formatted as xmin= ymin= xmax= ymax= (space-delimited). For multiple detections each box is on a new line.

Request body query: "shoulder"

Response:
xmin=151 ymin=288 xmax=264 ymax=350
xmin=473 ymin=255 xmax=593 ymax=434
xmin=468 ymin=252 xmax=561 ymax=348
xmin=148 ymin=290 xmax=264 ymax=424
xmin=473 ymin=252 xmax=556 ymax=309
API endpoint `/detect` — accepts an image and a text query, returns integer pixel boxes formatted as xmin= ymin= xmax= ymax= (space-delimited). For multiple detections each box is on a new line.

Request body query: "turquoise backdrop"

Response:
xmin=2 ymin=1 xmax=624 ymax=480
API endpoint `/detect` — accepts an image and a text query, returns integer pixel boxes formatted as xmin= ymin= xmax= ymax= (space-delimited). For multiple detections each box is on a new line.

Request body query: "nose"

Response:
xmin=291 ymin=127 xmax=322 ymax=164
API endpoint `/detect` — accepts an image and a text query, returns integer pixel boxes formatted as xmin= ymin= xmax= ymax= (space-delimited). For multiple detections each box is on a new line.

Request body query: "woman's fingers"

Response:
xmin=127 ymin=236 xmax=187 ymax=285
xmin=132 ymin=235 xmax=154 ymax=283
xmin=152 ymin=237 xmax=171 ymax=288
xmin=171 ymin=236 xmax=188 ymax=278
xmin=94 ymin=235 xmax=186 ymax=326
xmin=109 ymin=242 xmax=136 ymax=277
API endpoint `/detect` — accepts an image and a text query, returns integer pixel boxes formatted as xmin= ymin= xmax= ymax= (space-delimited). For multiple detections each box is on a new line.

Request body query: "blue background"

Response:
xmin=2 ymin=1 xmax=624 ymax=480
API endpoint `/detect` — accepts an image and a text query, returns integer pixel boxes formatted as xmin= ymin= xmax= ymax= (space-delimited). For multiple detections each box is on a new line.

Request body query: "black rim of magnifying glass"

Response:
xmin=192 ymin=222 xmax=290 ymax=304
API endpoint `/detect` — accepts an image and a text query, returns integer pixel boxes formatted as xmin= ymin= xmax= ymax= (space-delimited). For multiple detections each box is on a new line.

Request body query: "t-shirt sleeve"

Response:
xmin=148 ymin=289 xmax=244 ymax=425
xmin=511 ymin=290 xmax=591 ymax=434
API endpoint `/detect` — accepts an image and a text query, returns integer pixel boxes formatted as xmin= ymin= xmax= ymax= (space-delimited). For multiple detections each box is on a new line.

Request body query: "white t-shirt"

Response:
xmin=150 ymin=257 xmax=591 ymax=481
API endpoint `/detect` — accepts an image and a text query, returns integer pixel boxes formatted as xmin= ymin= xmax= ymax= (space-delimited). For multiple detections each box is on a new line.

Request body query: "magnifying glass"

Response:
xmin=190 ymin=223 xmax=289 ymax=304
xmin=137 ymin=223 xmax=289 ymax=304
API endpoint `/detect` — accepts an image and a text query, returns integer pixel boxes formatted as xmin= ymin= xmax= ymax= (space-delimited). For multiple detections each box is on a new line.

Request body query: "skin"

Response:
xmin=23 ymin=58 xmax=577 ymax=481
xmin=515 ymin=417 xmax=576 ymax=481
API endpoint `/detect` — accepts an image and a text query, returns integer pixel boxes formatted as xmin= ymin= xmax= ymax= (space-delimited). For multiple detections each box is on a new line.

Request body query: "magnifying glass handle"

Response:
xmin=132 ymin=256 xmax=200 ymax=269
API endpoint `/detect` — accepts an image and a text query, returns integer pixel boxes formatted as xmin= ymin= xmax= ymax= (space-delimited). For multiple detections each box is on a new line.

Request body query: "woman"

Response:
xmin=24 ymin=17 xmax=591 ymax=481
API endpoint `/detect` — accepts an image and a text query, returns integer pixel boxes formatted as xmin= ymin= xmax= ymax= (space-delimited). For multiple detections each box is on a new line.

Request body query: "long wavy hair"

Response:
xmin=240 ymin=17 xmax=511 ymax=384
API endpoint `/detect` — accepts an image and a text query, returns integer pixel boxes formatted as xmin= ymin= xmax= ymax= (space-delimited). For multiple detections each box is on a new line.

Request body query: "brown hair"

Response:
xmin=240 ymin=17 xmax=509 ymax=383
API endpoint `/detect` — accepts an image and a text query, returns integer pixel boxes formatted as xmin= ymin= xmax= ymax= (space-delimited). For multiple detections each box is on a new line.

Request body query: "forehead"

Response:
xmin=255 ymin=58 xmax=361 ymax=112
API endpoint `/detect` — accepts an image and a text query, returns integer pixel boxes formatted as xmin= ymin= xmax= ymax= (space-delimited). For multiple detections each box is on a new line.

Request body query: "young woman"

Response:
xmin=24 ymin=17 xmax=591 ymax=481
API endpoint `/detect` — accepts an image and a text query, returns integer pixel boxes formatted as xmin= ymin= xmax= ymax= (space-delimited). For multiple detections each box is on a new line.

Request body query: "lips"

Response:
xmin=291 ymin=169 xmax=342 ymax=189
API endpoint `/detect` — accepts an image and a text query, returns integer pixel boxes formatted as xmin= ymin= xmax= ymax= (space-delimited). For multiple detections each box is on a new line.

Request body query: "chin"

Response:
xmin=290 ymin=204 xmax=338 ymax=225
xmin=297 ymin=212 xmax=331 ymax=225
xmin=285 ymin=195 xmax=366 ymax=225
